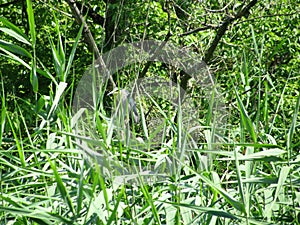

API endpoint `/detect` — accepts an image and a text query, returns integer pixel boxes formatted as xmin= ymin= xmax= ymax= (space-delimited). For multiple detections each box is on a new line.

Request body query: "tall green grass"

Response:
xmin=0 ymin=2 xmax=299 ymax=225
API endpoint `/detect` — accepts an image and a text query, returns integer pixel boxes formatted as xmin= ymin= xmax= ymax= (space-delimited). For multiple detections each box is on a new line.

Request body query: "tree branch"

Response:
xmin=67 ymin=0 xmax=100 ymax=58
xmin=66 ymin=0 xmax=116 ymax=88
xmin=139 ymin=31 xmax=172 ymax=79
xmin=204 ymin=0 xmax=258 ymax=63
xmin=75 ymin=2 xmax=105 ymax=26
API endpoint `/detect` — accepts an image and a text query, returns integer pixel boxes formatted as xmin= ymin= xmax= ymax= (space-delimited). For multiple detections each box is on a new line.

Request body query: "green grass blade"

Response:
xmin=0 ymin=39 xmax=32 ymax=58
xmin=161 ymin=201 xmax=240 ymax=220
xmin=0 ymin=27 xmax=31 ymax=45
xmin=219 ymin=148 xmax=286 ymax=161
xmin=139 ymin=181 xmax=161 ymax=225
xmin=47 ymin=82 xmax=68 ymax=119
xmin=195 ymin=171 xmax=245 ymax=213
xmin=6 ymin=115 xmax=26 ymax=167
xmin=234 ymin=146 xmax=247 ymax=217
xmin=287 ymin=94 xmax=300 ymax=153
xmin=106 ymin=186 xmax=125 ymax=225
xmin=26 ymin=0 xmax=36 ymax=46
xmin=250 ymin=25 xmax=259 ymax=63
xmin=30 ymin=59 xmax=38 ymax=93
xmin=64 ymin=23 xmax=84 ymax=81
xmin=0 ymin=17 xmax=28 ymax=39
xmin=48 ymin=36 xmax=63 ymax=80
xmin=48 ymin=158 xmax=75 ymax=216
xmin=265 ymin=166 xmax=290 ymax=219
xmin=76 ymin=160 xmax=85 ymax=216
xmin=0 ymin=78 xmax=6 ymax=146
xmin=0 ymin=206 xmax=72 ymax=224
xmin=26 ymin=0 xmax=38 ymax=93
xmin=0 ymin=47 xmax=31 ymax=69
xmin=234 ymin=86 xmax=257 ymax=143
xmin=52 ymin=13 xmax=66 ymax=81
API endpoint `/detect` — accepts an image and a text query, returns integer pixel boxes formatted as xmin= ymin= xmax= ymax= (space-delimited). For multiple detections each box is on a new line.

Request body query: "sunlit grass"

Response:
xmin=0 ymin=2 xmax=300 ymax=225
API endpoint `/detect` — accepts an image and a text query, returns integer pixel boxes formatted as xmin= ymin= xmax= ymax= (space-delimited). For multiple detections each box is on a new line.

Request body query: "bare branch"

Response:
xmin=67 ymin=0 xmax=100 ymax=58
xmin=204 ymin=0 xmax=258 ymax=63
xmin=66 ymin=0 xmax=116 ymax=88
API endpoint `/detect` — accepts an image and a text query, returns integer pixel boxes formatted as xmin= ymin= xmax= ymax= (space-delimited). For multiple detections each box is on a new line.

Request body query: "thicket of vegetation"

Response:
xmin=0 ymin=0 xmax=299 ymax=224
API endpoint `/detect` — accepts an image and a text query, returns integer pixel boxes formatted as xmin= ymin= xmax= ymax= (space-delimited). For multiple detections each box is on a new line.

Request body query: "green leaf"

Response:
xmin=0 ymin=17 xmax=28 ymax=39
xmin=30 ymin=60 xmax=38 ymax=93
xmin=0 ymin=79 xmax=6 ymax=146
xmin=161 ymin=201 xmax=240 ymax=220
xmin=234 ymin=86 xmax=257 ymax=143
xmin=26 ymin=0 xmax=36 ymax=46
xmin=47 ymin=82 xmax=68 ymax=119
xmin=0 ymin=39 xmax=32 ymax=58
xmin=287 ymin=94 xmax=300 ymax=152
xmin=0 ymin=27 xmax=31 ymax=45
xmin=219 ymin=149 xmax=286 ymax=161
xmin=64 ymin=23 xmax=84 ymax=82
xmin=35 ymin=95 xmax=46 ymax=113
xmin=0 ymin=47 xmax=30 ymax=69
xmin=49 ymin=36 xmax=63 ymax=80
xmin=234 ymin=147 xmax=246 ymax=214
xmin=196 ymin=172 xmax=246 ymax=214
xmin=6 ymin=115 xmax=26 ymax=167
xmin=0 ymin=205 xmax=71 ymax=224
xmin=48 ymin=158 xmax=75 ymax=216
xmin=265 ymin=166 xmax=290 ymax=218
xmin=106 ymin=186 xmax=125 ymax=225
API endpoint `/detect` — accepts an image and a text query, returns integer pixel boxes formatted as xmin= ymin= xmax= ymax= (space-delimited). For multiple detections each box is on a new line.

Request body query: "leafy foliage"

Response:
xmin=0 ymin=0 xmax=300 ymax=224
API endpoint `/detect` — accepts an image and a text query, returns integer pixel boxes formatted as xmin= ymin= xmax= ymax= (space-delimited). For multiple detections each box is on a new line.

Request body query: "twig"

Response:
xmin=234 ymin=11 xmax=300 ymax=25
xmin=204 ymin=0 xmax=234 ymax=13
xmin=179 ymin=24 xmax=218 ymax=37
